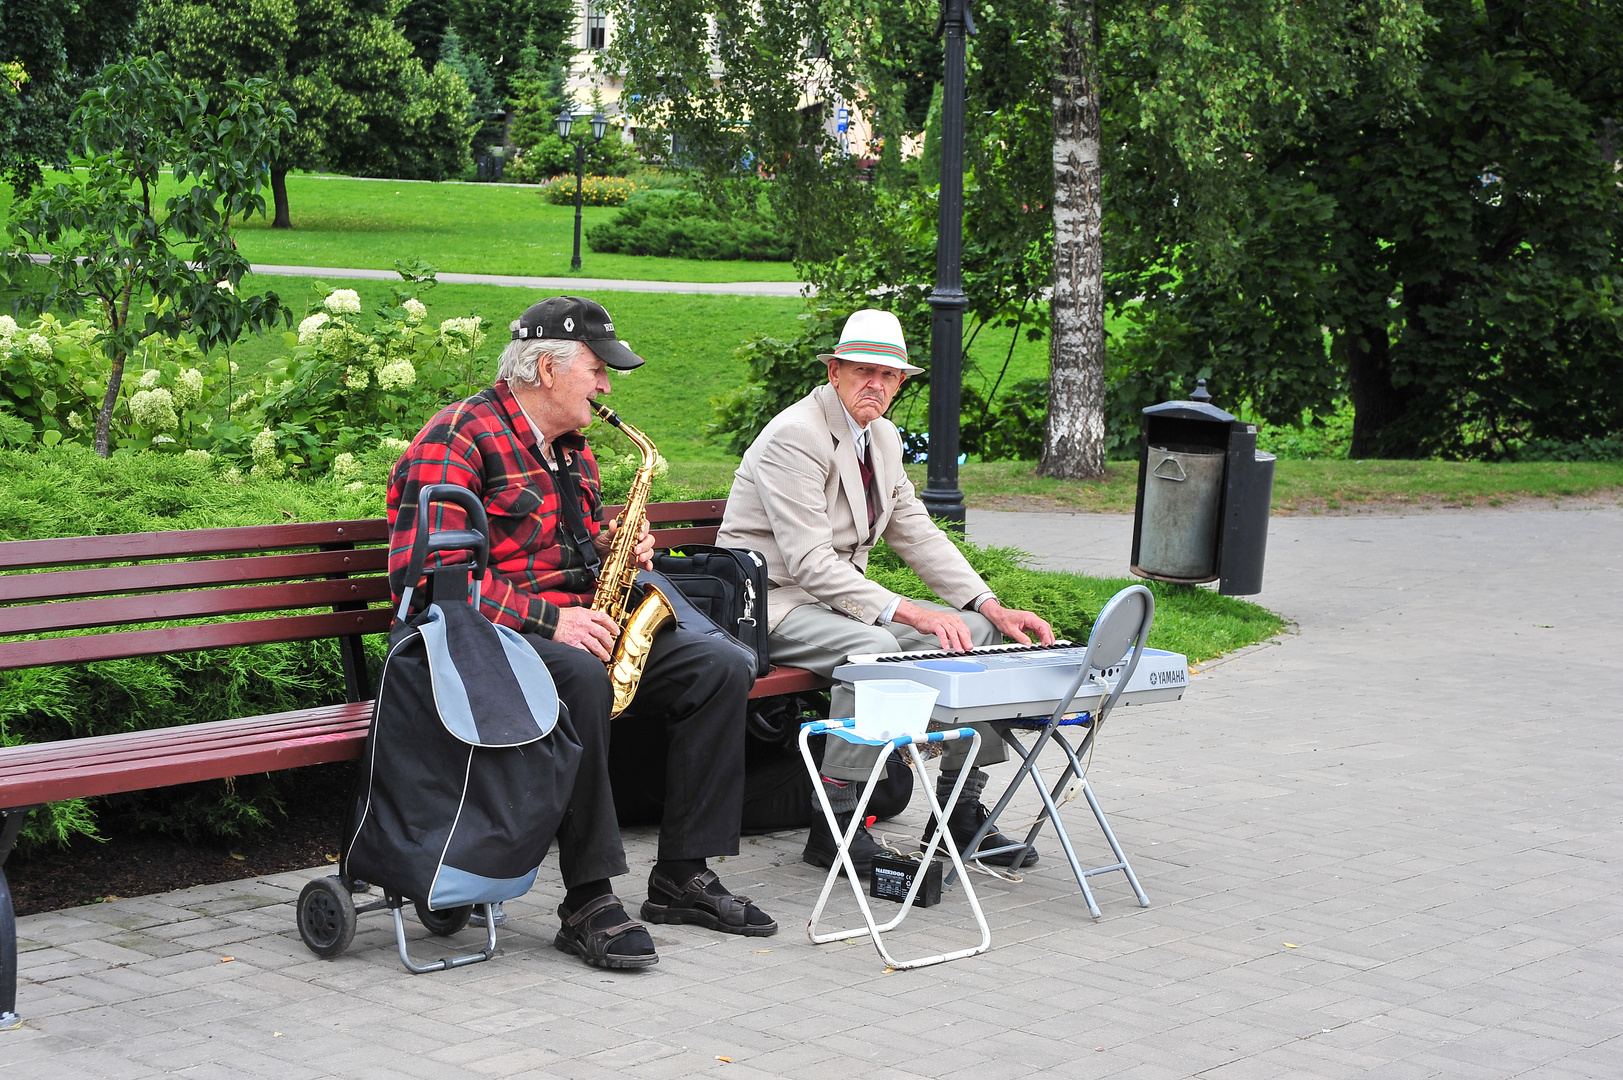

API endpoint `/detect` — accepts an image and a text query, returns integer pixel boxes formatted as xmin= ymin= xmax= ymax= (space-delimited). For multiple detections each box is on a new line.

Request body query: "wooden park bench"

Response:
xmin=0 ymin=498 xmax=829 ymax=1029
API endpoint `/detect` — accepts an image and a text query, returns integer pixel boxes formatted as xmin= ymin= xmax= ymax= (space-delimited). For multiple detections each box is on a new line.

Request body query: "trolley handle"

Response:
xmin=399 ymin=484 xmax=491 ymax=619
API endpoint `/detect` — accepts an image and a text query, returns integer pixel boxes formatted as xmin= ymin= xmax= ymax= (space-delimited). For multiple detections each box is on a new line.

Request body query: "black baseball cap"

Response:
xmin=510 ymin=296 xmax=644 ymax=370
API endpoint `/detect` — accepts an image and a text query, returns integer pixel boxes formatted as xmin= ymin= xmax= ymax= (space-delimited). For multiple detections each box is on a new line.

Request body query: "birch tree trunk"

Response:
xmin=1041 ymin=0 xmax=1106 ymax=479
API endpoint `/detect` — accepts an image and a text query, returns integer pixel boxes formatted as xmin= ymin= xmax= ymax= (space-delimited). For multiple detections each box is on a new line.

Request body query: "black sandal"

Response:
xmin=641 ymin=868 xmax=778 ymax=937
xmin=553 ymin=894 xmax=658 ymax=970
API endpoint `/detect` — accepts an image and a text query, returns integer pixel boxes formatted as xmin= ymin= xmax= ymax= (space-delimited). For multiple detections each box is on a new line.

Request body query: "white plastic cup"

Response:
xmin=853 ymin=679 xmax=940 ymax=742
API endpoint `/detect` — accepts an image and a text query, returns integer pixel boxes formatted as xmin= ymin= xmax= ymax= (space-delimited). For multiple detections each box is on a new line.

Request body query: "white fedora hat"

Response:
xmin=816 ymin=308 xmax=924 ymax=375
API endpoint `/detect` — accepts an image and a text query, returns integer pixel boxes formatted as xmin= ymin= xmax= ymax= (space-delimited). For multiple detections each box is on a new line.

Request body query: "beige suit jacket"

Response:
xmin=717 ymin=383 xmax=990 ymax=631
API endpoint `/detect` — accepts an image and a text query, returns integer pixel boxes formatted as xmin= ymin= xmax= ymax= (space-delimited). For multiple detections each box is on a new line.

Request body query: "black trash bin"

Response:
xmin=1130 ymin=382 xmax=1275 ymax=596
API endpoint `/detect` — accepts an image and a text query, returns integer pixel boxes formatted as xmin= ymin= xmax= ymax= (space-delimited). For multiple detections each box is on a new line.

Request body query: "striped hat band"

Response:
xmin=834 ymin=339 xmax=911 ymax=363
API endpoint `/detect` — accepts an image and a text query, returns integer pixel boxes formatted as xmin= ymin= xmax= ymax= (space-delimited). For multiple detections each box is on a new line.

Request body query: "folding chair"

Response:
xmin=952 ymin=584 xmax=1156 ymax=918
xmin=798 ymin=720 xmax=991 ymax=970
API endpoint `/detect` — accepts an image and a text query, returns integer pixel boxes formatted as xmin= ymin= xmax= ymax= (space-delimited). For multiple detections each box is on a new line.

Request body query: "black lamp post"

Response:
xmin=556 ymin=106 xmax=610 ymax=271
xmin=921 ymin=0 xmax=975 ymax=530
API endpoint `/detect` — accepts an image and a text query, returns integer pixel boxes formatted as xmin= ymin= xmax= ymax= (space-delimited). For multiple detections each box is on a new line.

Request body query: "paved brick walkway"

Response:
xmin=7 ymin=505 xmax=1620 ymax=1078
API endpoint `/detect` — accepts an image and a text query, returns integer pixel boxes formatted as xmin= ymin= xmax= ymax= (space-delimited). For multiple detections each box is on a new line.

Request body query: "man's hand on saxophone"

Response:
xmin=553 ymin=606 xmax=619 ymax=661
xmin=592 ymin=514 xmax=654 ymax=571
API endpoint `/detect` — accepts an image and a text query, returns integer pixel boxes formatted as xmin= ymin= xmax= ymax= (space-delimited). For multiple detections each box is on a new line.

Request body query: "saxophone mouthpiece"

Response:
xmin=592 ymin=401 xmax=621 ymax=427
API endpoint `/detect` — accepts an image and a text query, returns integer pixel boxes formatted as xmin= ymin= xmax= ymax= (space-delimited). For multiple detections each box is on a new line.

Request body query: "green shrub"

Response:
xmin=0 ymin=312 xmax=234 ymax=454
xmin=1512 ymin=436 xmax=1623 ymax=462
xmin=586 ymin=189 xmax=793 ymax=262
xmin=249 ymin=288 xmax=489 ymax=477
xmin=0 ymin=445 xmax=387 ymax=853
xmin=1253 ymin=401 xmax=1355 ymax=460
xmin=541 ymin=175 xmax=636 ymax=207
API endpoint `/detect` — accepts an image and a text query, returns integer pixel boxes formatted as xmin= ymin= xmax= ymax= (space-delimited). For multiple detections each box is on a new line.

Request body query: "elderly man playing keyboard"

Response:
xmin=717 ymin=308 xmax=1055 ymax=875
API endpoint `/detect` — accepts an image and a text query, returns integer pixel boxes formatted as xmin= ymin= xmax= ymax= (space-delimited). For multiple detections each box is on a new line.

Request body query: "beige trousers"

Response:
xmin=768 ymin=598 xmax=1008 ymax=781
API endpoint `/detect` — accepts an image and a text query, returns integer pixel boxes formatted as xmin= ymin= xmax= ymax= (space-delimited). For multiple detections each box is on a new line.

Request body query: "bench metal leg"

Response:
xmin=0 ymin=806 xmax=38 ymax=1031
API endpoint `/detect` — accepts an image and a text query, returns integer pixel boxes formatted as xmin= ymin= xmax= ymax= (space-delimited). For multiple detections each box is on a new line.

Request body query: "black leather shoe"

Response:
xmin=803 ymin=811 xmax=885 ymax=876
xmin=924 ymin=798 xmax=1039 ymax=868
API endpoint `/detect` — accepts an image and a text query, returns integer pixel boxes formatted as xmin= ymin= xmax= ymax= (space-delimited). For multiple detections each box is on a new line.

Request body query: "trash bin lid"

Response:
xmin=1142 ymin=400 xmax=1237 ymax=423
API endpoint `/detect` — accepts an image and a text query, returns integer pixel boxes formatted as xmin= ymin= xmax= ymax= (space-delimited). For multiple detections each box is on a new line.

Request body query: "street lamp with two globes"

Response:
xmin=555 ymin=106 xmax=610 ymax=271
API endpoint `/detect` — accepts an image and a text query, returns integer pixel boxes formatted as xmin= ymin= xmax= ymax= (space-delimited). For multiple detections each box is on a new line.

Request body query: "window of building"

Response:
xmin=586 ymin=5 xmax=606 ymax=50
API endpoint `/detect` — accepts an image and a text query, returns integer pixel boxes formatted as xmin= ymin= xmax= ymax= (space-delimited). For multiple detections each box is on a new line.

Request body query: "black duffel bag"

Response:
xmin=651 ymin=544 xmax=770 ymax=678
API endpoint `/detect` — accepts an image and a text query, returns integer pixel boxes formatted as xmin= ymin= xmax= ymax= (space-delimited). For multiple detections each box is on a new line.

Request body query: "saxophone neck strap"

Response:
xmin=550 ymin=440 xmax=602 ymax=577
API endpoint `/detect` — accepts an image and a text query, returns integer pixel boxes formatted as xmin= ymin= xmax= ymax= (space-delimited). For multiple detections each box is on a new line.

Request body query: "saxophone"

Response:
xmin=591 ymin=401 xmax=676 ymax=718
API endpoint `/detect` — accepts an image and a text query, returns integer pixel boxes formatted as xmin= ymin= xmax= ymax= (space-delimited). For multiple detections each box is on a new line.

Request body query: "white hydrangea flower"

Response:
xmin=332 ymin=452 xmax=367 ymax=483
xmin=652 ymin=453 xmax=669 ymax=479
xmin=319 ymin=327 xmax=347 ymax=352
xmin=0 ymin=315 xmax=17 ymax=344
xmin=231 ymin=391 xmax=257 ymax=412
xmin=151 ymin=434 xmax=176 ymax=445
xmin=403 ymin=298 xmax=427 ymax=322
xmin=66 ymin=411 xmax=86 ymax=433
xmin=215 ymin=279 xmax=235 ymax=294
xmin=138 ymin=368 xmax=162 ymax=389
xmin=26 ymin=333 xmax=52 ymax=359
xmin=324 ymin=289 xmax=362 ymax=315
xmin=251 ymin=428 xmax=286 ymax=478
xmin=344 ymin=366 xmax=370 ymax=391
xmin=376 ymin=359 xmax=416 ymax=390
xmin=222 ymin=465 xmax=243 ymax=484
xmin=438 ymin=316 xmax=485 ymax=356
xmin=381 ymin=436 xmax=410 ymax=455
xmin=129 ymin=387 xmax=179 ymax=432
xmin=229 ymin=361 xmax=239 ymax=374
xmin=297 ymin=312 xmax=330 ymax=345
xmin=183 ymin=448 xmax=211 ymax=465
xmin=172 ymin=368 xmax=205 ymax=409
xmin=345 ymin=480 xmax=368 ymax=494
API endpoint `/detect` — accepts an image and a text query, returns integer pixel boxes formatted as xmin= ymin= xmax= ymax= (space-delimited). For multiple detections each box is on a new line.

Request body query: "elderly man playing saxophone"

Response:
xmin=386 ymin=296 xmax=774 ymax=972
xmin=718 ymin=308 xmax=1056 ymax=876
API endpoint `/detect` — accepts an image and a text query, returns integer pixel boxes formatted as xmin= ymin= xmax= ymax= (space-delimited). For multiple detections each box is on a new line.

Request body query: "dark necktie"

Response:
xmin=857 ymin=441 xmax=879 ymax=530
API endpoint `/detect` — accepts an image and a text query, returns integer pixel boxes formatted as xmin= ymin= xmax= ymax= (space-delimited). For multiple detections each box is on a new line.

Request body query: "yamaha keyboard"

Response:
xmin=833 ymin=641 xmax=1189 ymax=725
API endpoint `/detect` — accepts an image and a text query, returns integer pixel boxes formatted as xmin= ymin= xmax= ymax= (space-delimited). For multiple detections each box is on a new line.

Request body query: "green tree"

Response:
xmin=2 ymin=55 xmax=294 ymax=456
xmin=0 ymin=0 xmax=138 ymax=194
xmin=609 ymin=0 xmax=1427 ymax=469
xmin=1111 ymin=0 xmax=1623 ymax=458
xmin=144 ymin=0 xmax=476 ymax=229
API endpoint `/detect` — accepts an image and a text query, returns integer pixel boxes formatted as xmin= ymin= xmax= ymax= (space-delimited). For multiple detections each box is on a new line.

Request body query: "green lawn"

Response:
xmin=900 ymin=459 xmax=1623 ymax=513
xmin=0 ymin=173 xmax=805 ymax=283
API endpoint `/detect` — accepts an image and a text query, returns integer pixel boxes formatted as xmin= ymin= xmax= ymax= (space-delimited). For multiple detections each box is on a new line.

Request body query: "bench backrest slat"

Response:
xmin=0 ymin=608 xmax=394 ymax=668
xmin=0 ymin=519 xmax=387 ymax=571
xmin=9 ymin=577 xmax=393 ymax=636
xmin=0 ymin=547 xmax=388 ymax=604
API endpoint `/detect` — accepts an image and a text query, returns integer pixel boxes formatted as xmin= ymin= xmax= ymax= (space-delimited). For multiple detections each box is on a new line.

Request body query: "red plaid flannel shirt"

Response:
xmin=385 ymin=380 xmax=602 ymax=638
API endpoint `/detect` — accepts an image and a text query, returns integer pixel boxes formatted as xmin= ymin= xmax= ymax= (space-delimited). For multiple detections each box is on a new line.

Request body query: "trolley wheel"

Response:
xmin=298 ymin=876 xmax=357 ymax=958
xmin=413 ymin=898 xmax=472 ymax=937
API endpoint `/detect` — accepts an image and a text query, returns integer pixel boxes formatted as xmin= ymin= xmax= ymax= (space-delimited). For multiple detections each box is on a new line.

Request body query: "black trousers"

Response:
xmin=524 ymin=625 xmax=751 ymax=888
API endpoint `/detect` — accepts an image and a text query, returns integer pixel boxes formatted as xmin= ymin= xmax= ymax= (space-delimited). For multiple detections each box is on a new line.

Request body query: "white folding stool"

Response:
xmin=950 ymin=584 xmax=1156 ymax=917
xmin=798 ymin=720 xmax=991 ymax=970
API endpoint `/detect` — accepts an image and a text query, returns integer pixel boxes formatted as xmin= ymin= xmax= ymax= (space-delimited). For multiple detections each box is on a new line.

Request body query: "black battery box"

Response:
xmin=869 ymin=853 xmax=942 ymax=908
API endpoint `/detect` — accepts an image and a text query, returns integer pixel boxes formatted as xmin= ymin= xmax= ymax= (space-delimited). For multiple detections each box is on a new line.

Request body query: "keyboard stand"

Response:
xmin=798 ymin=720 xmax=991 ymax=970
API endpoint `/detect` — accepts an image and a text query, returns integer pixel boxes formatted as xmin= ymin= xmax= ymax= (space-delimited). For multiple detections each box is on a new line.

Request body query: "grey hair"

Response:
xmin=498 ymin=334 xmax=581 ymax=388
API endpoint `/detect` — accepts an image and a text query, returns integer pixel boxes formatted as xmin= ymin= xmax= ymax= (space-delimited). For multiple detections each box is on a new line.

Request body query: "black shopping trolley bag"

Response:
xmin=344 ymin=485 xmax=583 ymax=910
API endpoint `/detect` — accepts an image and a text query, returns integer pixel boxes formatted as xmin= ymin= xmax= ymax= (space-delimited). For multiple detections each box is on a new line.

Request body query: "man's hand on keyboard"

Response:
xmin=892 ymin=599 xmax=977 ymax=652
xmin=979 ymin=600 xmax=1056 ymax=647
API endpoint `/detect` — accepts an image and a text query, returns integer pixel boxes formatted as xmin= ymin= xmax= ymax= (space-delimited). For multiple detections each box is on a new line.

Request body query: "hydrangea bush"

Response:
xmin=0 ymin=287 xmax=488 ymax=479
xmin=0 ymin=312 xmax=231 ymax=452
xmin=249 ymin=288 xmax=486 ymax=476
